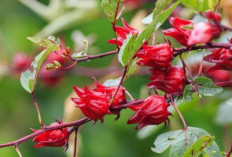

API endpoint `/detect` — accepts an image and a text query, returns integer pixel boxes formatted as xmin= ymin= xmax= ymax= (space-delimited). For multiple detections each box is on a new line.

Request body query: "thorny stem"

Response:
xmin=31 ymin=92 xmax=44 ymax=128
xmin=73 ymin=128 xmax=78 ymax=157
xmin=170 ymin=97 xmax=188 ymax=147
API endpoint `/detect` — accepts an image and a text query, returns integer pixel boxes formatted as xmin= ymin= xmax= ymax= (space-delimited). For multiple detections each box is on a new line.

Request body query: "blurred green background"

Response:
xmin=0 ymin=0 xmax=231 ymax=156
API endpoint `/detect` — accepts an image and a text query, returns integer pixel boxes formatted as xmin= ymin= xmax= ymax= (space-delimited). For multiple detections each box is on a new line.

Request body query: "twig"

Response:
xmin=226 ymin=144 xmax=232 ymax=157
xmin=31 ymin=92 xmax=44 ymax=128
xmin=73 ymin=128 xmax=78 ymax=157
xmin=15 ymin=145 xmax=23 ymax=157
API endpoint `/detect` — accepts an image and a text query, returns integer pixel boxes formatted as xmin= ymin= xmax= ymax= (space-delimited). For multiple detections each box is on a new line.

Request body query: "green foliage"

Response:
xmin=216 ymin=98 xmax=232 ymax=125
xmin=143 ymin=0 xmax=172 ymax=24
xmin=184 ymin=77 xmax=223 ymax=101
xmin=20 ymin=37 xmax=60 ymax=93
xmin=118 ymin=33 xmax=138 ymax=67
xmin=134 ymin=1 xmax=179 ymax=52
xmin=152 ymin=127 xmax=222 ymax=157
xmin=180 ymin=0 xmax=218 ymax=12
xmin=101 ymin=0 xmax=124 ymax=23
xmin=182 ymin=136 xmax=214 ymax=157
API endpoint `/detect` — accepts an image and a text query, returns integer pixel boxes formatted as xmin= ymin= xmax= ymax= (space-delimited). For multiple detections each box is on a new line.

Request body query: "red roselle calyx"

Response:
xmin=147 ymin=66 xmax=188 ymax=94
xmin=188 ymin=22 xmax=221 ymax=45
xmin=136 ymin=43 xmax=173 ymax=69
xmin=93 ymin=81 xmax=126 ymax=107
xmin=72 ymin=81 xmax=127 ymax=122
xmin=204 ymin=40 xmax=232 ymax=71
xmin=33 ymin=120 xmax=69 ymax=148
xmin=127 ymin=95 xmax=171 ymax=130
xmin=162 ymin=16 xmax=193 ymax=46
xmin=201 ymin=11 xmax=221 ymax=22
xmin=108 ymin=19 xmax=139 ymax=47
xmin=72 ymin=86 xmax=110 ymax=122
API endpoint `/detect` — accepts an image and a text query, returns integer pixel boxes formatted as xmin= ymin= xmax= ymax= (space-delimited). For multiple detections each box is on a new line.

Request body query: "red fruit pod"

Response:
xmin=136 ymin=43 xmax=173 ymax=69
xmin=72 ymin=86 xmax=110 ymax=122
xmin=108 ymin=19 xmax=139 ymax=47
xmin=33 ymin=121 xmax=69 ymax=148
xmin=188 ymin=22 xmax=221 ymax=45
xmin=93 ymin=81 xmax=127 ymax=107
xmin=201 ymin=11 xmax=221 ymax=22
xmin=127 ymin=95 xmax=171 ymax=130
xmin=162 ymin=16 xmax=193 ymax=46
xmin=147 ymin=66 xmax=187 ymax=94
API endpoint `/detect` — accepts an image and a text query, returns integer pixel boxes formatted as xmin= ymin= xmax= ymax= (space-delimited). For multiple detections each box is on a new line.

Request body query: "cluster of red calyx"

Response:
xmin=72 ymin=81 xmax=126 ymax=122
xmin=123 ymin=0 xmax=149 ymax=10
xmin=136 ymin=43 xmax=173 ymax=69
xmin=33 ymin=120 xmax=69 ymax=148
xmin=39 ymin=46 xmax=70 ymax=87
xmin=204 ymin=39 xmax=232 ymax=72
xmin=108 ymin=19 xmax=139 ymax=47
xmin=12 ymin=53 xmax=32 ymax=74
xmin=128 ymin=95 xmax=171 ymax=129
xmin=163 ymin=15 xmax=221 ymax=46
xmin=148 ymin=66 xmax=188 ymax=94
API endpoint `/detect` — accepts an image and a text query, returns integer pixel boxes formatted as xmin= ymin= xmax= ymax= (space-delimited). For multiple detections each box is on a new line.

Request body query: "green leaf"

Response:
xmin=183 ymin=84 xmax=193 ymax=101
xmin=152 ymin=127 xmax=222 ymax=157
xmin=20 ymin=70 xmax=36 ymax=93
xmin=126 ymin=59 xmax=137 ymax=78
xmin=180 ymin=0 xmax=217 ymax=12
xmin=142 ymin=0 xmax=172 ymax=24
xmin=27 ymin=36 xmax=59 ymax=48
xmin=182 ymin=136 xmax=214 ymax=157
xmin=216 ymin=98 xmax=232 ymax=125
xmin=118 ymin=33 xmax=138 ymax=66
xmin=101 ymin=0 xmax=124 ymax=23
xmin=134 ymin=1 xmax=179 ymax=52
xmin=194 ymin=77 xmax=223 ymax=96
xmin=20 ymin=37 xmax=60 ymax=93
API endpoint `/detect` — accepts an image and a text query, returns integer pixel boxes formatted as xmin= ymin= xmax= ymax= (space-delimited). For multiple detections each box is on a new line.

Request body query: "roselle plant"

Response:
xmin=2 ymin=0 xmax=232 ymax=156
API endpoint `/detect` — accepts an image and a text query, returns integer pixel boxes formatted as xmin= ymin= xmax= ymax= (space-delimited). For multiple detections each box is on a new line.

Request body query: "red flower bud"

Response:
xmin=108 ymin=19 xmax=138 ymax=47
xmin=188 ymin=22 xmax=221 ymax=45
xmin=127 ymin=95 xmax=171 ymax=130
xmin=93 ymin=81 xmax=126 ymax=107
xmin=206 ymin=69 xmax=231 ymax=82
xmin=136 ymin=43 xmax=173 ymax=69
xmin=148 ymin=66 xmax=187 ymax=94
xmin=33 ymin=121 xmax=69 ymax=148
xmin=72 ymin=86 xmax=110 ymax=122
xmin=39 ymin=68 xmax=64 ymax=87
xmin=204 ymin=45 xmax=232 ymax=71
xmin=12 ymin=53 xmax=32 ymax=74
xmin=201 ymin=11 xmax=221 ymax=22
xmin=162 ymin=16 xmax=193 ymax=46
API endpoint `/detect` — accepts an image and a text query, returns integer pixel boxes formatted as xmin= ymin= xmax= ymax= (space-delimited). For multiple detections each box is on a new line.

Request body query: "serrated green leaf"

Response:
xmin=152 ymin=127 xmax=222 ymax=157
xmin=194 ymin=77 xmax=223 ymax=96
xmin=216 ymin=98 xmax=232 ymax=125
xmin=143 ymin=0 xmax=172 ymax=24
xmin=118 ymin=33 xmax=138 ymax=66
xmin=183 ymin=136 xmax=214 ymax=157
xmin=134 ymin=2 xmax=179 ymax=52
xmin=183 ymin=84 xmax=193 ymax=101
xmin=20 ymin=37 xmax=60 ymax=93
xmin=101 ymin=0 xmax=124 ymax=23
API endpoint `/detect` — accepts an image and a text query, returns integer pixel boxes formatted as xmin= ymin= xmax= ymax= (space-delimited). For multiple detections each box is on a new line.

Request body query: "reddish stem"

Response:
xmin=73 ymin=128 xmax=78 ymax=157
xmin=226 ymin=144 xmax=232 ymax=157
xmin=31 ymin=92 xmax=44 ymax=128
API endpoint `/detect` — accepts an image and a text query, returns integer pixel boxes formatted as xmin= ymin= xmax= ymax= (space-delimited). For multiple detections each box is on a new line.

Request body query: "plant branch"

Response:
xmin=31 ymin=92 xmax=44 ymax=128
xmin=70 ymin=50 xmax=118 ymax=63
xmin=173 ymin=42 xmax=232 ymax=57
xmin=226 ymin=144 xmax=232 ymax=157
